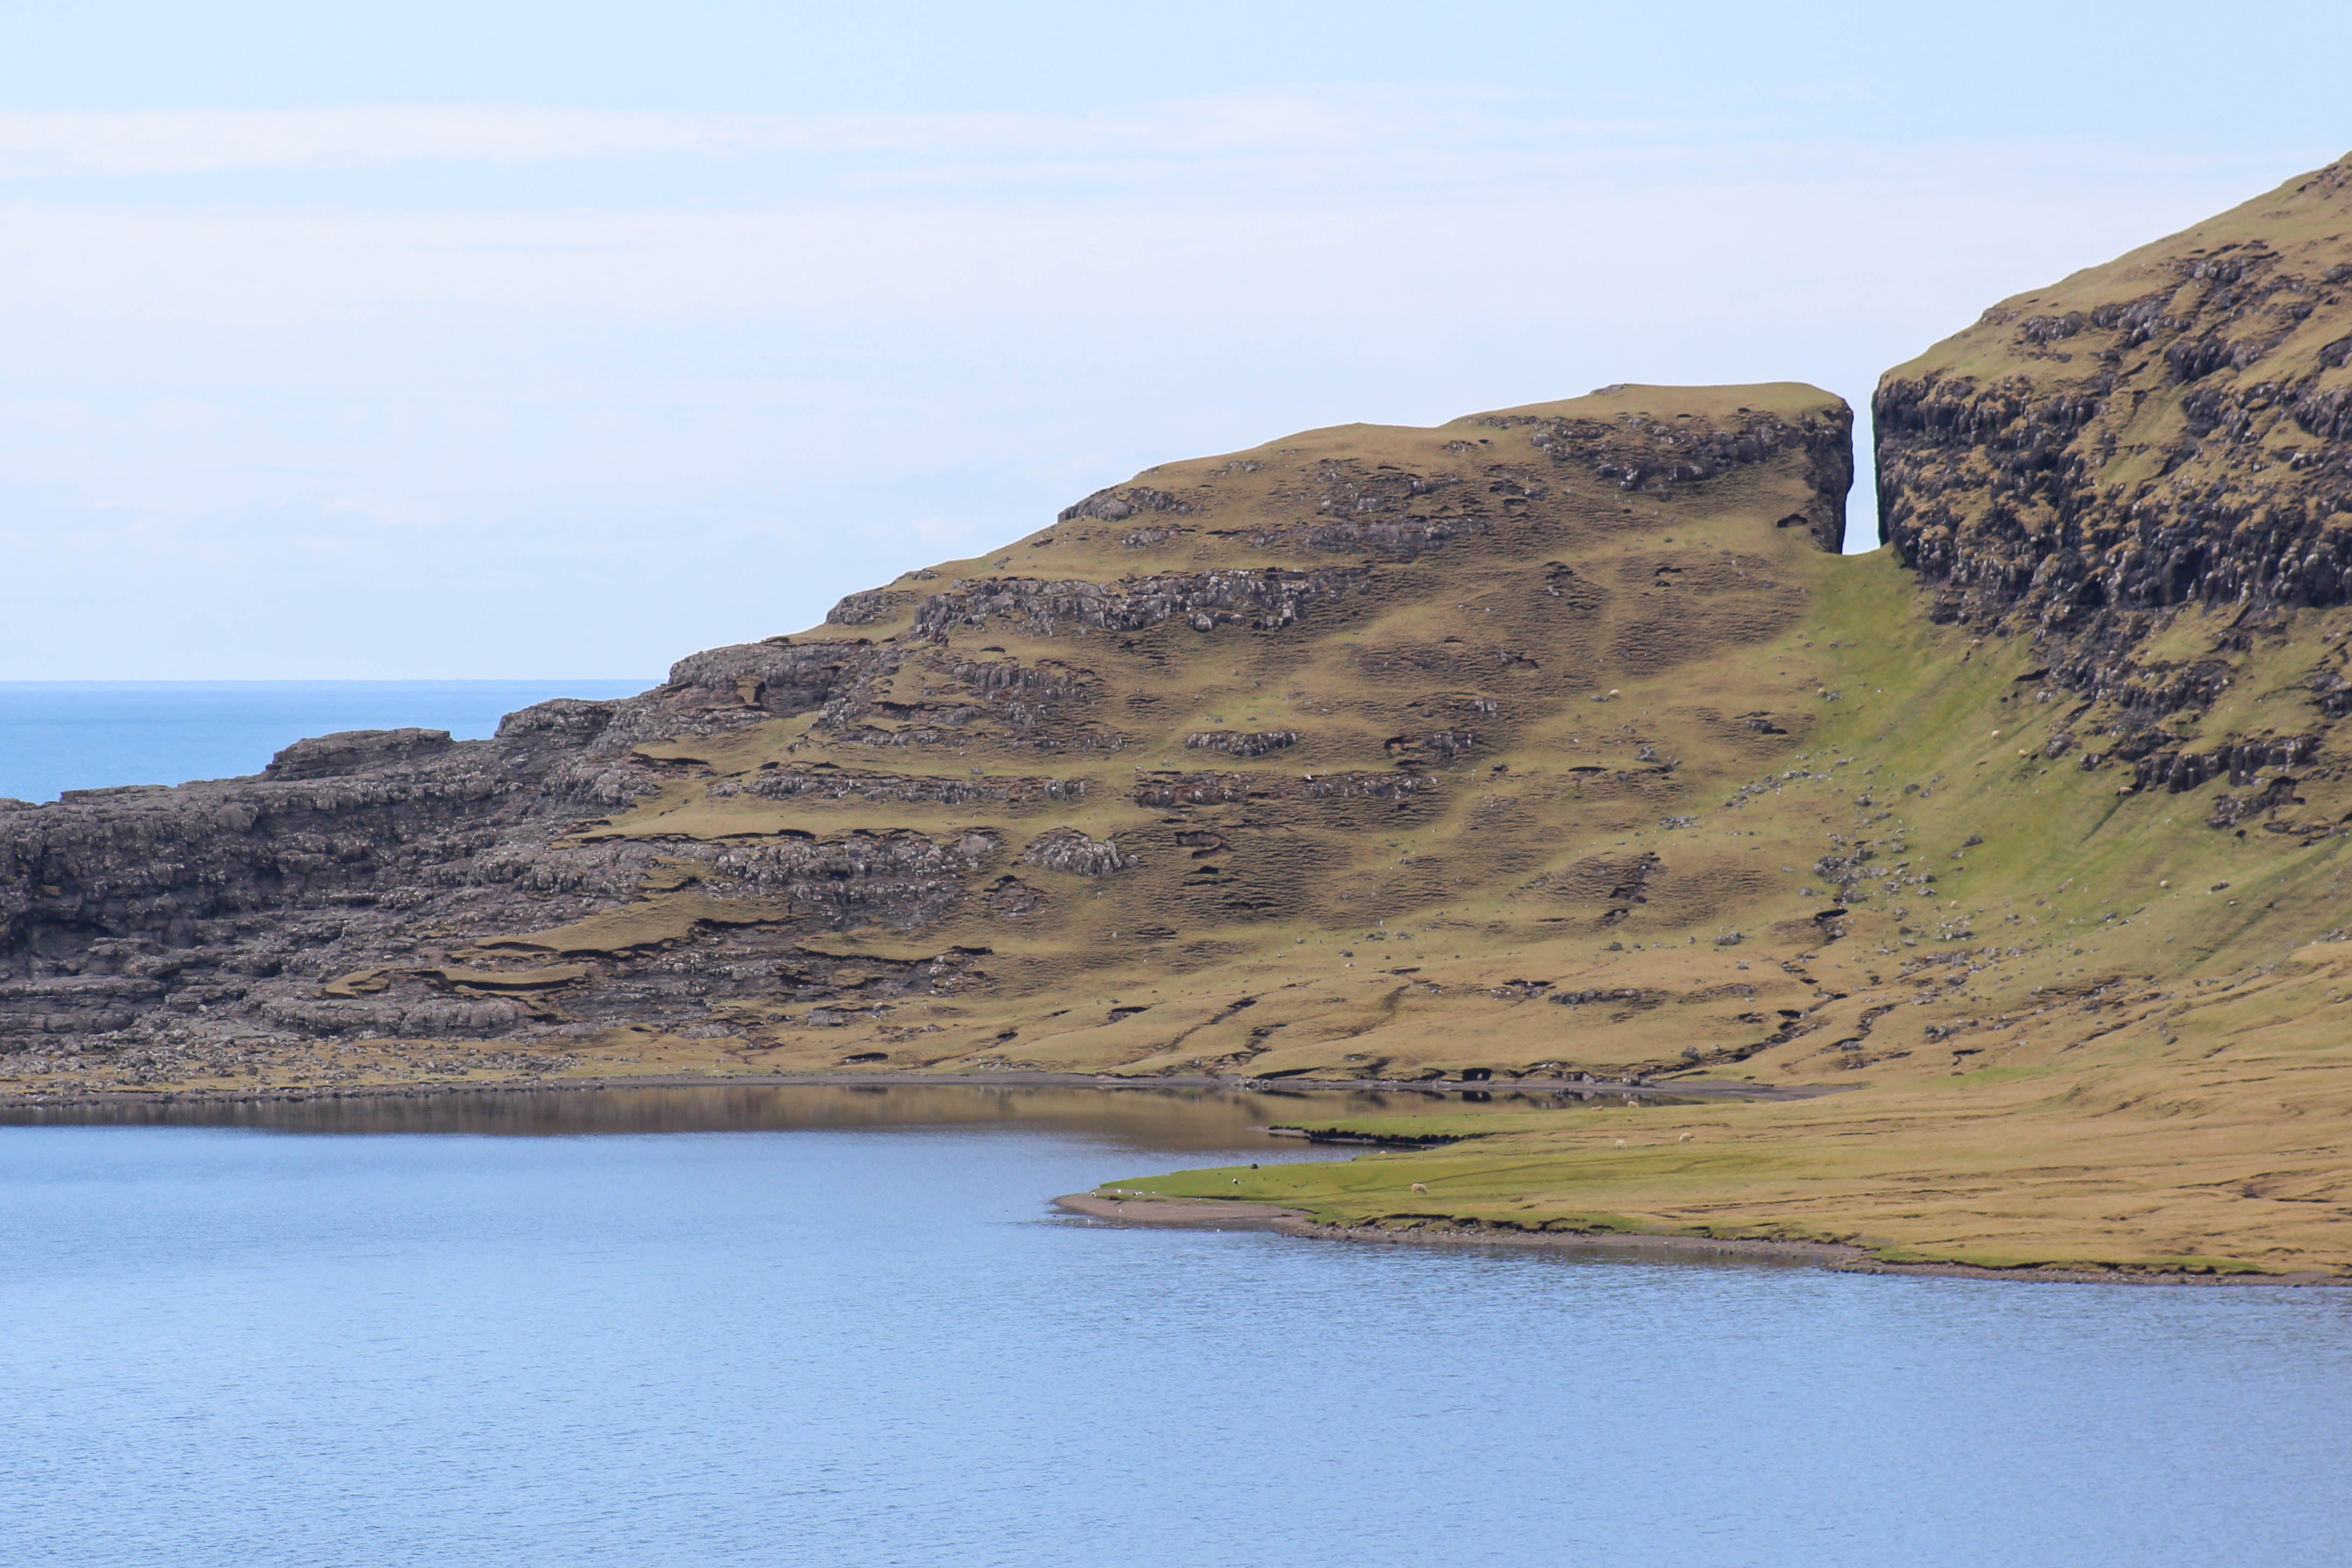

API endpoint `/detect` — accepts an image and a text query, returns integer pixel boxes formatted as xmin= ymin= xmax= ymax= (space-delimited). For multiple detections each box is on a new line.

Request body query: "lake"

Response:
xmin=3 ymin=1084 xmax=2347 ymax=1568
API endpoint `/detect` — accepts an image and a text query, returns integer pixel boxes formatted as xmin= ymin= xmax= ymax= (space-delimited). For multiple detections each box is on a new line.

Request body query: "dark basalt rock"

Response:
xmin=496 ymin=698 xmax=617 ymax=744
xmin=1019 ymin=828 xmax=1137 ymax=876
xmin=1057 ymin=485 xmax=1200 ymax=523
xmin=1475 ymin=397 xmax=1852 ymax=552
xmin=912 ymin=568 xmax=1374 ymax=638
xmin=266 ymin=728 xmax=456 ymax=780
xmin=2130 ymin=734 xmax=2321 ymax=794
xmin=1184 ymin=731 xmax=1297 ymax=757
xmin=713 ymin=768 xmax=1083 ymax=806
xmin=0 ymin=636 xmax=899 ymax=1048
xmin=1874 ymin=153 xmax=2352 ymax=731
xmin=1130 ymin=771 xmax=1438 ymax=809
xmin=826 ymin=589 xmax=916 ymax=626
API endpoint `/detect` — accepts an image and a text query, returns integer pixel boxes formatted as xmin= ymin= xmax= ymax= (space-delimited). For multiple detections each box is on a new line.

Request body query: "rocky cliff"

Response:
xmin=4 ymin=384 xmax=1883 ymax=1084
xmin=1876 ymin=155 xmax=2352 ymax=731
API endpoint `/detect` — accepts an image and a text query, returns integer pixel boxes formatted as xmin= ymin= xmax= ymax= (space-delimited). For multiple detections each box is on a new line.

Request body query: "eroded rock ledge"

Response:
xmin=0 ymin=383 xmax=1851 ymax=1068
xmin=1875 ymin=155 xmax=2352 ymax=733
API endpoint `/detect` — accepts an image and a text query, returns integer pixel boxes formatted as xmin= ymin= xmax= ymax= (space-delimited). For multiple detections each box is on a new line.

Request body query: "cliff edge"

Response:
xmin=1876 ymin=154 xmax=2352 ymax=729
xmin=3 ymin=386 xmax=1863 ymax=1083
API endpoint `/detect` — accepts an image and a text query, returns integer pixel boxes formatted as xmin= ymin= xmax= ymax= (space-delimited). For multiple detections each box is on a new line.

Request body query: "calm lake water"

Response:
xmin=0 ymin=680 xmax=654 ymax=803
xmin=3 ymin=1085 xmax=2349 ymax=1568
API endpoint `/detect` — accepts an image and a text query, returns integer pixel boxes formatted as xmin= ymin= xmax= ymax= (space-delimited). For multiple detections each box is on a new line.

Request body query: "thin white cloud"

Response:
xmin=0 ymin=97 xmax=1726 ymax=178
xmin=0 ymin=102 xmax=1299 ymax=175
xmin=0 ymin=136 xmax=2284 ymax=334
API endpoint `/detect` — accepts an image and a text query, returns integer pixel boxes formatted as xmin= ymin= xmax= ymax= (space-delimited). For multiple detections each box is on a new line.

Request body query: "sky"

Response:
xmin=2 ymin=1 xmax=2347 ymax=679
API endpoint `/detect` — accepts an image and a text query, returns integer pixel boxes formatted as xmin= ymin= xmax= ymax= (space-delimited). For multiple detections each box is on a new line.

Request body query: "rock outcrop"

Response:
xmin=1 ymin=384 xmax=1863 ymax=1077
xmin=1876 ymin=153 xmax=2352 ymax=728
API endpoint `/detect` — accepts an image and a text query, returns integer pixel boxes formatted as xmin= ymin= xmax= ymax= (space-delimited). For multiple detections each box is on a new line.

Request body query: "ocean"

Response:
xmin=0 ymin=680 xmax=656 ymax=803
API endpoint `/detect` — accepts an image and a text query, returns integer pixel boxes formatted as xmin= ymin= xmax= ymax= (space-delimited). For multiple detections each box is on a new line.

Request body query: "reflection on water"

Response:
xmin=0 ymin=1081 xmax=1688 ymax=1144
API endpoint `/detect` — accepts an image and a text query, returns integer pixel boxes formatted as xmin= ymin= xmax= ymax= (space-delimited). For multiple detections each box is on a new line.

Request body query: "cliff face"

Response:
xmin=1875 ymin=154 xmax=2352 ymax=733
xmin=2 ymin=385 xmax=1873 ymax=1082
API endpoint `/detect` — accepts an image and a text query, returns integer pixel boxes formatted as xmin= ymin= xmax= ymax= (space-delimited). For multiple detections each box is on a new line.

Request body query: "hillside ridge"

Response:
xmin=2 ymin=382 xmax=1864 ymax=1080
xmin=9 ymin=159 xmax=2352 ymax=1273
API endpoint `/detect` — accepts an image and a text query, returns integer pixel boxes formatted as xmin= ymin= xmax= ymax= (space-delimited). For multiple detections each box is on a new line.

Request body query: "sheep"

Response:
xmin=1410 ymin=1182 xmax=1429 ymax=1194
xmin=1678 ymin=1131 xmax=1693 ymax=1142
xmin=1614 ymin=1138 xmax=1627 ymax=1148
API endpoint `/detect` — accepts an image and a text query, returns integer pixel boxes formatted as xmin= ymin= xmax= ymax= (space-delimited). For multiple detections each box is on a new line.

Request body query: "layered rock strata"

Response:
xmin=1876 ymin=154 xmax=2352 ymax=735
xmin=0 ymin=385 xmax=1858 ymax=1075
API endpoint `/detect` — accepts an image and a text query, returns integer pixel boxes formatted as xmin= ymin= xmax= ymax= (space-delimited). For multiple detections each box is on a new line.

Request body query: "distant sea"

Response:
xmin=0 ymin=680 xmax=655 ymax=804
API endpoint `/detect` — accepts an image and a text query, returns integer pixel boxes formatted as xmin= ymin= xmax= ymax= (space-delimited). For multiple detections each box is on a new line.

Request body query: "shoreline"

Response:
xmin=0 ymin=1068 xmax=1843 ymax=1112
xmin=1050 ymin=1193 xmax=2352 ymax=1289
xmin=7 ymin=1066 xmax=2338 ymax=1286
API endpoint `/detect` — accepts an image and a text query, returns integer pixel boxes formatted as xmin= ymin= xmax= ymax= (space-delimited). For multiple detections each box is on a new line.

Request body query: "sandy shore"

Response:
xmin=1051 ymin=1193 xmax=2352 ymax=1287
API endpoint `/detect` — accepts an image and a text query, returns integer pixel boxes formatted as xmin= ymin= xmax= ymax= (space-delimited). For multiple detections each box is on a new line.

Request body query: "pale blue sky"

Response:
xmin=3 ymin=1 xmax=2346 ymax=677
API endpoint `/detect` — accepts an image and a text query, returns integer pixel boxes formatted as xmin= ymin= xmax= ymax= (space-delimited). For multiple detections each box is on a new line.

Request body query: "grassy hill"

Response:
xmin=1075 ymin=156 xmax=2352 ymax=1277
xmin=9 ymin=158 xmax=2352 ymax=1277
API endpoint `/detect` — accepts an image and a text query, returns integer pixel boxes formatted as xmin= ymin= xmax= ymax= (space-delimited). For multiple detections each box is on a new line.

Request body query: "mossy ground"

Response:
xmin=1076 ymin=552 xmax=2352 ymax=1273
xmin=1105 ymin=937 xmax=2352 ymax=1274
